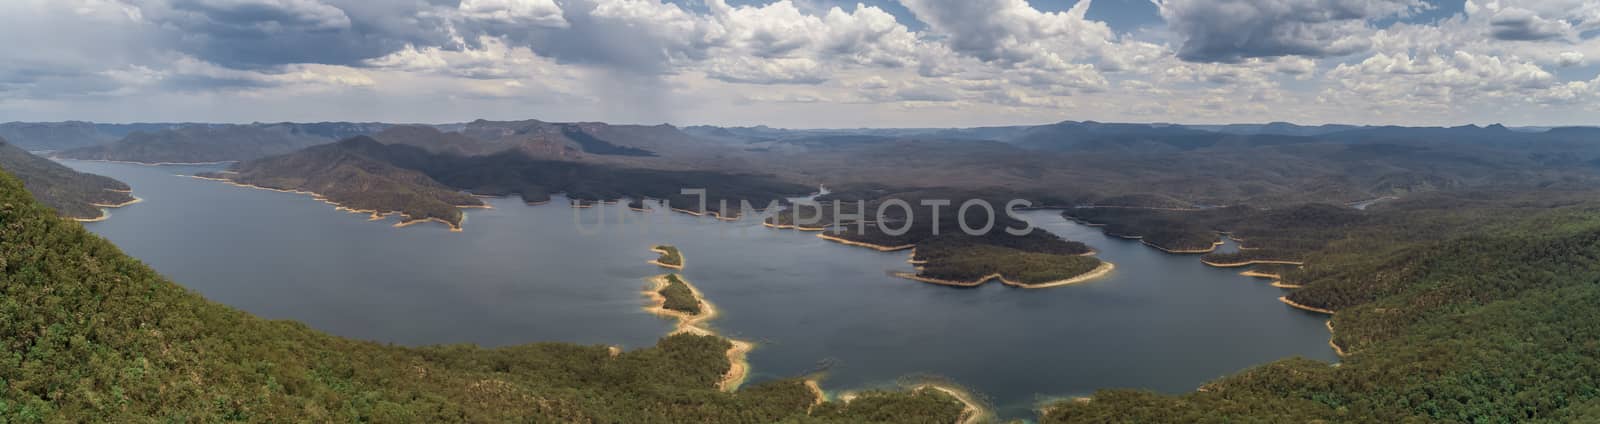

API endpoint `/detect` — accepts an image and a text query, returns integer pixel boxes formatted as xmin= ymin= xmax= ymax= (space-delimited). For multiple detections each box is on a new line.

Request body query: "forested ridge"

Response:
xmin=199 ymin=137 xmax=485 ymax=228
xmin=207 ymin=136 xmax=812 ymax=226
xmin=0 ymin=138 xmax=134 ymax=220
xmin=0 ymin=169 xmax=966 ymax=423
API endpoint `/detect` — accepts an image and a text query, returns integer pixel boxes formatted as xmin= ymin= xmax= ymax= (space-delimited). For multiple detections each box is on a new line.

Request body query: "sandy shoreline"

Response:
xmin=815 ymin=233 xmax=914 ymax=252
xmin=1238 ymin=270 xmax=1306 ymax=288
xmin=893 ymin=261 xmax=1115 ymax=289
xmin=918 ymin=384 xmax=991 ymax=424
xmin=90 ymin=195 xmax=144 ymax=208
xmin=1142 ymin=239 xmax=1223 ymax=254
xmin=69 ymin=190 xmax=145 ymax=222
xmin=191 ymin=175 xmax=473 ymax=232
xmin=1278 ymin=296 xmax=1336 ymax=315
xmin=1202 ymin=258 xmax=1305 ymax=268
xmin=1326 ymin=320 xmax=1347 ymax=357
xmin=1238 ymin=270 xmax=1280 ymax=279
xmin=642 ymin=274 xmax=751 ymax=392
xmin=802 ymin=379 xmax=988 ymax=424
xmin=54 ymin=157 xmax=239 ymax=166
xmin=763 ymin=221 xmax=829 ymax=231
xmin=668 ymin=206 xmax=742 ymax=220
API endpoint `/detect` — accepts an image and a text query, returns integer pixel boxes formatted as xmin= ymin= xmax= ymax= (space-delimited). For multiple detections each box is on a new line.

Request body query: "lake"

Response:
xmin=63 ymin=159 xmax=1337 ymax=420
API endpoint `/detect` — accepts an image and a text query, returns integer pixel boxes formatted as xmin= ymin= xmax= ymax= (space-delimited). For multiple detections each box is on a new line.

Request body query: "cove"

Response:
xmin=62 ymin=159 xmax=1337 ymax=420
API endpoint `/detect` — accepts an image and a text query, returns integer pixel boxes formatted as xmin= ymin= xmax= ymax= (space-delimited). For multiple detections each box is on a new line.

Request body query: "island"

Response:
xmin=653 ymin=274 xmax=701 ymax=315
xmin=650 ymin=245 xmax=685 ymax=269
xmin=776 ymin=191 xmax=1113 ymax=289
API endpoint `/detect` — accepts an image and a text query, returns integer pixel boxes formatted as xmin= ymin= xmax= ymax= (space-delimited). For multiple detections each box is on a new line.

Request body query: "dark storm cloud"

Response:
xmin=138 ymin=0 xmax=455 ymax=69
xmin=1158 ymin=0 xmax=1423 ymax=63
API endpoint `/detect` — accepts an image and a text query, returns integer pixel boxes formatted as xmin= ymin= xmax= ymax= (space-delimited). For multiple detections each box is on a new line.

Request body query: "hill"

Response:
xmin=200 ymin=133 xmax=812 ymax=228
xmin=200 ymin=136 xmax=485 ymax=229
xmin=0 ymin=167 xmax=967 ymax=422
xmin=1042 ymin=193 xmax=1600 ymax=422
xmin=0 ymin=137 xmax=135 ymax=220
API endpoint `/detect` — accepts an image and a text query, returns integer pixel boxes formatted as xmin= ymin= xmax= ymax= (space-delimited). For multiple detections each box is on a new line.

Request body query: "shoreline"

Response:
xmin=90 ymin=195 xmax=144 ymax=208
xmin=815 ymin=233 xmax=914 ymax=252
xmin=1239 ymin=270 xmax=1305 ymax=288
xmin=1278 ymin=296 xmax=1336 ymax=315
xmin=1201 ymin=258 xmax=1305 ymax=268
xmin=802 ymin=379 xmax=988 ymax=424
xmin=191 ymin=175 xmax=472 ymax=232
xmin=763 ymin=221 xmax=829 ymax=231
xmin=69 ymin=190 xmax=145 ymax=222
xmin=804 ymin=379 xmax=827 ymax=412
xmin=893 ymin=261 xmax=1115 ymax=289
xmin=1326 ymin=320 xmax=1347 ymax=357
xmin=642 ymin=274 xmax=751 ymax=392
xmin=917 ymin=384 xmax=990 ymax=424
xmin=1141 ymin=238 xmax=1223 ymax=254
xmin=1238 ymin=270 xmax=1280 ymax=279
xmin=671 ymin=207 xmax=743 ymax=222
xmin=52 ymin=157 xmax=240 ymax=166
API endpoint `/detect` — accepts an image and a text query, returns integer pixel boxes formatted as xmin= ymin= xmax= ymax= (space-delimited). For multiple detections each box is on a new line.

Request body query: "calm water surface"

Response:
xmin=64 ymin=160 xmax=1337 ymax=420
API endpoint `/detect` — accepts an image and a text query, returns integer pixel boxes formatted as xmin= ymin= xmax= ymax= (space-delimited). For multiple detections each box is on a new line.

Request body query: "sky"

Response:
xmin=3 ymin=0 xmax=1600 ymax=128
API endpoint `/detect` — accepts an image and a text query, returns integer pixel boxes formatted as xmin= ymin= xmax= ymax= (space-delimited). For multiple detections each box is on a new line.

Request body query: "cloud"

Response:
xmin=8 ymin=0 xmax=1600 ymax=127
xmin=455 ymin=0 xmax=566 ymax=27
xmin=703 ymin=57 xmax=829 ymax=84
xmin=898 ymin=0 xmax=1115 ymax=66
xmin=1557 ymin=51 xmax=1586 ymax=67
xmin=128 ymin=0 xmax=450 ymax=69
xmin=1157 ymin=0 xmax=1426 ymax=63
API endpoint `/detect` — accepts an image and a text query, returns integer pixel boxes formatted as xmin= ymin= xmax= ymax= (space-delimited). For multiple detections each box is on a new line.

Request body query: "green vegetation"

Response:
xmin=0 ymin=137 xmax=134 ymax=219
xmin=653 ymin=245 xmax=683 ymax=267
xmin=199 ymin=137 xmax=484 ymax=227
xmin=1065 ymin=203 xmax=1365 ymax=263
xmin=1040 ymin=192 xmax=1600 ymax=422
xmin=915 ymin=242 xmax=1103 ymax=286
xmin=659 ymin=274 xmax=702 ymax=315
xmin=810 ymin=389 xmax=969 ymax=422
xmin=0 ymin=168 xmax=965 ymax=423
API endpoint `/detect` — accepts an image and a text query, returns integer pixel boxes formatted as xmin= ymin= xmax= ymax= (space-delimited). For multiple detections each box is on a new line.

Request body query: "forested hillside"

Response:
xmin=0 ymin=169 xmax=966 ymax=423
xmin=0 ymin=138 xmax=134 ymax=220
xmin=1042 ymin=194 xmax=1600 ymax=422
xmin=199 ymin=137 xmax=485 ymax=228
xmin=207 ymin=134 xmax=812 ymax=223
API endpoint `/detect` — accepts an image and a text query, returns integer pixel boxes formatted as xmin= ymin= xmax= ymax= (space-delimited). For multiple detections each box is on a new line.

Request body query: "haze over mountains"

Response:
xmin=12 ymin=118 xmax=1600 ymax=211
